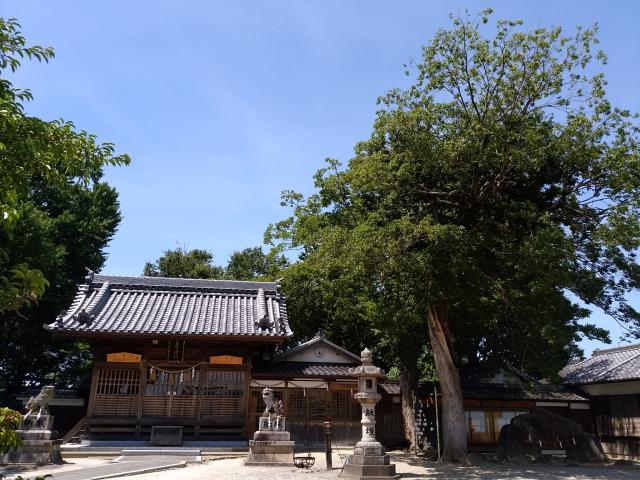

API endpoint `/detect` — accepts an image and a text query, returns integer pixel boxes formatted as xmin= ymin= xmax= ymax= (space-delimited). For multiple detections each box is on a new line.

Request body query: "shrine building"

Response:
xmin=47 ymin=272 xmax=593 ymax=451
xmin=46 ymin=273 xmax=368 ymax=444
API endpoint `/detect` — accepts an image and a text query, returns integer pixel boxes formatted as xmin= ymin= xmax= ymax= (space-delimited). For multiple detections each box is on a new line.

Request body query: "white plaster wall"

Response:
xmin=579 ymin=381 xmax=640 ymax=396
xmin=288 ymin=345 xmax=353 ymax=363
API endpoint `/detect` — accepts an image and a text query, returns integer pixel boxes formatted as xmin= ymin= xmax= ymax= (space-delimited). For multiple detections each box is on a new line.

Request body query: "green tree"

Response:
xmin=0 ymin=17 xmax=129 ymax=393
xmin=143 ymin=247 xmax=225 ymax=279
xmin=277 ymin=239 xmax=429 ymax=450
xmin=0 ymin=407 xmax=21 ymax=454
xmin=0 ymin=179 xmax=124 ymax=393
xmin=226 ymin=247 xmax=288 ymax=280
xmin=0 ymin=17 xmax=129 ymax=313
xmin=268 ymin=11 xmax=639 ymax=463
xmin=144 ymin=246 xmax=289 ymax=282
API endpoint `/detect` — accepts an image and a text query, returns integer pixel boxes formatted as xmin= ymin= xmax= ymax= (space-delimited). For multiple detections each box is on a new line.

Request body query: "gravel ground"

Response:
xmin=132 ymin=453 xmax=639 ymax=480
xmin=2 ymin=452 xmax=638 ymax=480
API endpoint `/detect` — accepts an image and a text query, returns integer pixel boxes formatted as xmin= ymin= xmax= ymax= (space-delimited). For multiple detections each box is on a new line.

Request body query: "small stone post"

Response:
xmin=340 ymin=348 xmax=399 ymax=479
xmin=324 ymin=421 xmax=332 ymax=469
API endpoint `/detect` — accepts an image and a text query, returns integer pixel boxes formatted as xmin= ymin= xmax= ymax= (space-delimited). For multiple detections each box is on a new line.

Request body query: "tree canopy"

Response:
xmin=0 ymin=17 xmax=129 ymax=314
xmin=143 ymin=246 xmax=288 ymax=281
xmin=143 ymin=247 xmax=226 ymax=279
xmin=0 ymin=18 xmax=130 ymax=393
xmin=268 ymin=10 xmax=640 ymax=462
xmin=0 ymin=179 xmax=123 ymax=393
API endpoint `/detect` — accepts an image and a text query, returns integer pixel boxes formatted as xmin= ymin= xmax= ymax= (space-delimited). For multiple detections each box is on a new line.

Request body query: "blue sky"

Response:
xmin=4 ymin=0 xmax=639 ymax=355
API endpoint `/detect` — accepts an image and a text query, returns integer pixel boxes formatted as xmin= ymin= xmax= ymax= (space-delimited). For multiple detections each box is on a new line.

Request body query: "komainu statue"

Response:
xmin=261 ymin=387 xmax=283 ymax=417
xmin=25 ymin=385 xmax=55 ymax=419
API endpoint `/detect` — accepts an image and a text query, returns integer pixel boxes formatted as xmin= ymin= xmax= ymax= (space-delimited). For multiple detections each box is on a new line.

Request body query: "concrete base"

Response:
xmin=0 ymin=415 xmax=62 ymax=465
xmin=0 ymin=442 xmax=62 ymax=465
xmin=245 ymin=417 xmax=294 ymax=467
xmin=244 ymin=440 xmax=295 ymax=466
xmin=340 ymin=441 xmax=400 ymax=480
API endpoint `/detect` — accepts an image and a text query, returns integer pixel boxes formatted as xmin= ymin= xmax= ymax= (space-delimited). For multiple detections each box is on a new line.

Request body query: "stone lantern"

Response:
xmin=340 ymin=348 xmax=399 ymax=480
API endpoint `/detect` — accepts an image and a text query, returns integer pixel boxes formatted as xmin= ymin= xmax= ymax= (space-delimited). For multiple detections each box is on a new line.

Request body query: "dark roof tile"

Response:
xmin=45 ymin=275 xmax=292 ymax=339
xmin=252 ymin=362 xmax=356 ymax=377
xmin=560 ymin=343 xmax=640 ymax=385
xmin=379 ymin=381 xmax=587 ymax=402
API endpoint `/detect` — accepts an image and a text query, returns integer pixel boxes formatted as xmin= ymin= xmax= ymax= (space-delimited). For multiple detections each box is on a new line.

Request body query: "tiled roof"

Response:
xmin=379 ymin=382 xmax=588 ymax=402
xmin=45 ymin=274 xmax=292 ymax=339
xmin=252 ymin=362 xmax=356 ymax=377
xmin=17 ymin=388 xmax=82 ymax=400
xmin=379 ymin=383 xmax=401 ymax=395
xmin=560 ymin=343 xmax=640 ymax=385
xmin=461 ymin=383 xmax=588 ymax=402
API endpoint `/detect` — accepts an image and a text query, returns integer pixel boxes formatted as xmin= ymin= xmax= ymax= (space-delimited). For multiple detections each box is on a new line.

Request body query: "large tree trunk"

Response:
xmin=427 ymin=302 xmax=468 ymax=464
xmin=400 ymin=365 xmax=417 ymax=452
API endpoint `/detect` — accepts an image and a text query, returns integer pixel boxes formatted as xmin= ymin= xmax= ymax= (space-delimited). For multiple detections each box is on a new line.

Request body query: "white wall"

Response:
xmin=579 ymin=381 xmax=640 ymax=396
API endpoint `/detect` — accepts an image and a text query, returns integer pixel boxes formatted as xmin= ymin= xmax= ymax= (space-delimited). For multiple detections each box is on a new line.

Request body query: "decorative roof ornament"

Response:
xmin=84 ymin=268 xmax=95 ymax=284
xmin=256 ymin=288 xmax=270 ymax=330
xmin=55 ymin=309 xmax=67 ymax=325
xmin=74 ymin=309 xmax=94 ymax=325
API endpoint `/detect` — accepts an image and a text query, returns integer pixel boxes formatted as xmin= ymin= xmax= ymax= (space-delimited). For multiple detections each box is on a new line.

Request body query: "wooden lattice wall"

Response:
xmin=87 ymin=361 xmax=249 ymax=439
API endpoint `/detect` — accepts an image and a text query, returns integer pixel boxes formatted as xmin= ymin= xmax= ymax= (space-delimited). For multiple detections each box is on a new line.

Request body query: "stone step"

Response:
xmin=343 ymin=463 xmax=398 ymax=477
xmin=120 ymin=449 xmax=201 ymax=456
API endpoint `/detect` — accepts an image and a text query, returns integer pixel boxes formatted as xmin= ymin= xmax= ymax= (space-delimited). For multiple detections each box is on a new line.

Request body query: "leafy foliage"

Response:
xmin=0 ymin=407 xmax=22 ymax=454
xmin=144 ymin=246 xmax=288 ymax=281
xmin=226 ymin=247 xmax=288 ymax=281
xmin=143 ymin=247 xmax=225 ymax=279
xmin=0 ymin=266 xmax=48 ymax=314
xmin=6 ymin=476 xmax=53 ymax=480
xmin=0 ymin=18 xmax=128 ymax=224
xmin=269 ymin=10 xmax=640 ymax=374
xmin=0 ymin=179 xmax=124 ymax=393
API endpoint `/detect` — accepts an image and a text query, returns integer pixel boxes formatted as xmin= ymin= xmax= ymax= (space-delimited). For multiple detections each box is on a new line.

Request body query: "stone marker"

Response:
xmin=497 ymin=408 xmax=607 ymax=464
xmin=340 ymin=348 xmax=400 ymax=480
xmin=0 ymin=386 xmax=62 ymax=465
xmin=245 ymin=387 xmax=295 ymax=466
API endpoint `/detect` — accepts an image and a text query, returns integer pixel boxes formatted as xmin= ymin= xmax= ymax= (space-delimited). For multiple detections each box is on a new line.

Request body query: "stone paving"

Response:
xmin=0 ymin=455 xmax=189 ymax=480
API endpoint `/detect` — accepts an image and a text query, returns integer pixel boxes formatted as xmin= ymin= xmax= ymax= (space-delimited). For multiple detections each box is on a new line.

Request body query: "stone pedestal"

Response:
xmin=0 ymin=415 xmax=62 ymax=465
xmin=245 ymin=416 xmax=294 ymax=466
xmin=341 ymin=441 xmax=400 ymax=479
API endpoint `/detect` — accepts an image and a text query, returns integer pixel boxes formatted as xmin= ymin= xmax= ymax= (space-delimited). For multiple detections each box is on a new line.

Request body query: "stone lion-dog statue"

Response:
xmin=261 ymin=387 xmax=283 ymax=417
xmin=25 ymin=385 xmax=55 ymax=419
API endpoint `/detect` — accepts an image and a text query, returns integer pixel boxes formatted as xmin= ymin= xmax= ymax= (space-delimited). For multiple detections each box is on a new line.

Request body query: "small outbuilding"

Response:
xmin=560 ymin=343 xmax=640 ymax=459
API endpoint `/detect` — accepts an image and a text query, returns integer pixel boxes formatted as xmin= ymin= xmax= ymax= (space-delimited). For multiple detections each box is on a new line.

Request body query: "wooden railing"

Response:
xmin=62 ymin=416 xmax=86 ymax=444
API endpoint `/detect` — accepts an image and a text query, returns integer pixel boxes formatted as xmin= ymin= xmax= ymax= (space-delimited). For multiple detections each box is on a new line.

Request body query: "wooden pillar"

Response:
xmin=136 ymin=361 xmax=147 ymax=438
xmin=243 ymin=365 xmax=250 ymax=438
xmin=194 ymin=362 xmax=205 ymax=438
xmin=85 ymin=364 xmax=100 ymax=438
